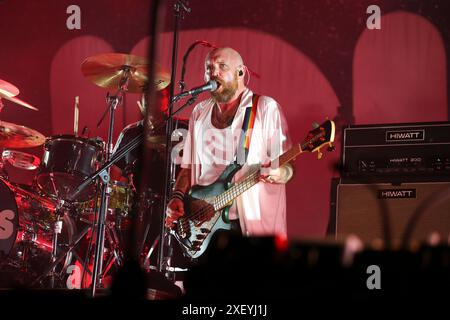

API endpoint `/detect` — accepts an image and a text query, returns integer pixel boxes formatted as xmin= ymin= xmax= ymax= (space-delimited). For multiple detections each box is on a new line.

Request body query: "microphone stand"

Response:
xmin=157 ymin=0 xmax=190 ymax=279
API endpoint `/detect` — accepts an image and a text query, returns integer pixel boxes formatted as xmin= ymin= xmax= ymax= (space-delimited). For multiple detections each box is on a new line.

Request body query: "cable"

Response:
xmin=179 ymin=40 xmax=218 ymax=92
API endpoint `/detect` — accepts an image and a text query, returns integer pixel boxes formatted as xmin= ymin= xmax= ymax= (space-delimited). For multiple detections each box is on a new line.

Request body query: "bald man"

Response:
xmin=166 ymin=47 xmax=293 ymax=238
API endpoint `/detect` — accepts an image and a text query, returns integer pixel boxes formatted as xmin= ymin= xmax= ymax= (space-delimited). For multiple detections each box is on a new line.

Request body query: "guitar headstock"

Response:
xmin=302 ymin=119 xmax=336 ymax=158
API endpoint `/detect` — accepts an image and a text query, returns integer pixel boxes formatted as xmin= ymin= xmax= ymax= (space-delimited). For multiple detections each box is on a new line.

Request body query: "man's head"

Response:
xmin=204 ymin=47 xmax=246 ymax=103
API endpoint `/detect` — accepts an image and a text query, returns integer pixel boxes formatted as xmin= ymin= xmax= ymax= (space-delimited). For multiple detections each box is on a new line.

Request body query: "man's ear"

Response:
xmin=238 ymin=65 xmax=246 ymax=77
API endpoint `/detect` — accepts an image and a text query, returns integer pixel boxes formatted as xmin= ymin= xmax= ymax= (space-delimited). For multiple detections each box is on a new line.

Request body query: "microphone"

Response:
xmin=172 ymin=80 xmax=218 ymax=102
xmin=188 ymin=80 xmax=218 ymax=96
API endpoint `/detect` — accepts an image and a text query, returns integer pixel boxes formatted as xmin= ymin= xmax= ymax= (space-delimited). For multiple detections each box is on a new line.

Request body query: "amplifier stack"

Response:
xmin=332 ymin=122 xmax=450 ymax=245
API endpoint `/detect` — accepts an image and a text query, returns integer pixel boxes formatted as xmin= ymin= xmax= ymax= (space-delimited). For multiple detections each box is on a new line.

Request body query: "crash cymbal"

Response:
xmin=0 ymin=79 xmax=19 ymax=97
xmin=0 ymin=79 xmax=38 ymax=111
xmin=81 ymin=53 xmax=170 ymax=93
xmin=0 ymin=121 xmax=45 ymax=148
xmin=0 ymin=95 xmax=38 ymax=111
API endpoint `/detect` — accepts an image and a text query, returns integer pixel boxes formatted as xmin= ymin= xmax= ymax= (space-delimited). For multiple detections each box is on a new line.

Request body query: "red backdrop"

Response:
xmin=0 ymin=0 xmax=448 ymax=239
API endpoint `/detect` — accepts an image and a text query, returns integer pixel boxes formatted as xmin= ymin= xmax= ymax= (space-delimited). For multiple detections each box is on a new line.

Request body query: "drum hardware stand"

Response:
xmin=33 ymin=73 xmax=131 ymax=293
xmin=45 ymin=199 xmax=68 ymax=288
xmin=31 ymin=222 xmax=92 ymax=287
xmin=137 ymin=190 xmax=161 ymax=269
xmin=142 ymin=234 xmax=159 ymax=270
xmin=100 ymin=219 xmax=124 ymax=277
xmin=49 ymin=211 xmax=63 ymax=288
xmin=88 ymin=69 xmax=130 ymax=297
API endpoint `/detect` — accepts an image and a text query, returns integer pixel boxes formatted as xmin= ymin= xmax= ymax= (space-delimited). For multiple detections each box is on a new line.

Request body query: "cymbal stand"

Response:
xmin=90 ymin=68 xmax=130 ymax=297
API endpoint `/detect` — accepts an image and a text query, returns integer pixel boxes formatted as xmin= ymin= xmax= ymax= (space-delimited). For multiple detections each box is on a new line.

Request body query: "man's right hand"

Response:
xmin=165 ymin=198 xmax=185 ymax=228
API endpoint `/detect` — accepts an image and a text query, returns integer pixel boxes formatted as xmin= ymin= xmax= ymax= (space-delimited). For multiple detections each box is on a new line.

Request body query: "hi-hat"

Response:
xmin=81 ymin=53 xmax=170 ymax=93
xmin=0 ymin=121 xmax=45 ymax=148
xmin=0 ymin=79 xmax=38 ymax=111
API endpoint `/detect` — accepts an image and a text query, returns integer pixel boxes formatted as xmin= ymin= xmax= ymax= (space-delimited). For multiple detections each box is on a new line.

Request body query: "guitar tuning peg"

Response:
xmin=327 ymin=143 xmax=336 ymax=152
xmin=312 ymin=122 xmax=320 ymax=129
xmin=317 ymin=150 xmax=323 ymax=160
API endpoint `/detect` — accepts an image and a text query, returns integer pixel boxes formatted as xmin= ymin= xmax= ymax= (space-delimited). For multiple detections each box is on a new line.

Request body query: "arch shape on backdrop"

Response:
xmin=353 ymin=11 xmax=447 ymax=124
xmin=50 ymin=36 xmax=118 ymax=141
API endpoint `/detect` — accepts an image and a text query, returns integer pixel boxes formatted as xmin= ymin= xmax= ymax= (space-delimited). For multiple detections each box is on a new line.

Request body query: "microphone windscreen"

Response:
xmin=209 ymin=80 xmax=218 ymax=91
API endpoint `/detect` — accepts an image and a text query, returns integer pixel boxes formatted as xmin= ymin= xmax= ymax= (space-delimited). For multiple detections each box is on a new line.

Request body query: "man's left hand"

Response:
xmin=260 ymin=163 xmax=294 ymax=184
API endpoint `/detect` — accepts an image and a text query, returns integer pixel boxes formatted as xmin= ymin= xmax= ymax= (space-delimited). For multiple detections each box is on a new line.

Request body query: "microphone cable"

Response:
xmin=179 ymin=40 xmax=218 ymax=92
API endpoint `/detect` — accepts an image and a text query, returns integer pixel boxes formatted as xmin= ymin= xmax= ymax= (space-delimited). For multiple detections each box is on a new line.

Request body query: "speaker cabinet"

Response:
xmin=334 ymin=182 xmax=450 ymax=245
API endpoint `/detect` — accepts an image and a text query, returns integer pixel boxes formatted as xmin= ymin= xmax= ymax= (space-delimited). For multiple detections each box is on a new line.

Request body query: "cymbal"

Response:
xmin=0 ymin=79 xmax=19 ymax=97
xmin=81 ymin=53 xmax=170 ymax=93
xmin=0 ymin=79 xmax=38 ymax=111
xmin=2 ymin=149 xmax=40 ymax=170
xmin=1 ymin=95 xmax=39 ymax=111
xmin=0 ymin=121 xmax=45 ymax=148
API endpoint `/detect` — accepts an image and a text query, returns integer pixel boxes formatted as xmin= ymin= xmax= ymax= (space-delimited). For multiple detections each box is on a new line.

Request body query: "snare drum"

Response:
xmin=36 ymin=135 xmax=104 ymax=202
xmin=108 ymin=180 xmax=134 ymax=214
xmin=75 ymin=180 xmax=134 ymax=218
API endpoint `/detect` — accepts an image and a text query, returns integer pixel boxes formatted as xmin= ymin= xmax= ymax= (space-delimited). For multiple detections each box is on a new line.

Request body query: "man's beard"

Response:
xmin=211 ymin=74 xmax=238 ymax=103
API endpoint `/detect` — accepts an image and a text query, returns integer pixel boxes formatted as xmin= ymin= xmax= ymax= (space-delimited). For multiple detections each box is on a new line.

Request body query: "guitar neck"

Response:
xmin=213 ymin=143 xmax=304 ymax=211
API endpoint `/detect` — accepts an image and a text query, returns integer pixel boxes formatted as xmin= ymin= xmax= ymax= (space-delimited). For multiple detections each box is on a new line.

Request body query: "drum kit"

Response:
xmin=0 ymin=53 xmax=174 ymax=289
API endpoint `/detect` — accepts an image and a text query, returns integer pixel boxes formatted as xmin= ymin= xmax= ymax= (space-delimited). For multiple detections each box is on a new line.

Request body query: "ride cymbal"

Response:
xmin=81 ymin=53 xmax=170 ymax=93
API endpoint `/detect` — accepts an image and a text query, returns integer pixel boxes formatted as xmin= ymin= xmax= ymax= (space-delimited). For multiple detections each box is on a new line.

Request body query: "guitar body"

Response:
xmin=175 ymin=163 xmax=241 ymax=260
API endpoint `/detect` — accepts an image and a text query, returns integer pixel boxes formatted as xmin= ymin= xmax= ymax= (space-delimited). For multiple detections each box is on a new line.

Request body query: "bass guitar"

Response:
xmin=172 ymin=119 xmax=336 ymax=260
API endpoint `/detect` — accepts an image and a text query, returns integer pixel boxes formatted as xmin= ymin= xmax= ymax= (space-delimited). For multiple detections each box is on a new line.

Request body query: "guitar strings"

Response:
xmin=177 ymin=170 xmax=260 ymax=230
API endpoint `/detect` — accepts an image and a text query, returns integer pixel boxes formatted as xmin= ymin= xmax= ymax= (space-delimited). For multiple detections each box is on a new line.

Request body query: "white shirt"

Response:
xmin=181 ymin=88 xmax=291 ymax=237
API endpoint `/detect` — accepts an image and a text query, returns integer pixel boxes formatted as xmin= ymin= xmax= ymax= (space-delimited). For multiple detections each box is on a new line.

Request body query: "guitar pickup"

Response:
xmin=200 ymin=228 xmax=210 ymax=233
xmin=196 ymin=234 xmax=207 ymax=240
xmin=192 ymin=241 xmax=202 ymax=251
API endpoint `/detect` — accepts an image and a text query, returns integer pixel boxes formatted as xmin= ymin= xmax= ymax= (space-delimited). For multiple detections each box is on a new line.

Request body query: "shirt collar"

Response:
xmin=238 ymin=88 xmax=254 ymax=109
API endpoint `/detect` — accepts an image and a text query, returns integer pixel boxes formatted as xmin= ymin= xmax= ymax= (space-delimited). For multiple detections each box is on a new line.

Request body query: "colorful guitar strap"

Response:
xmin=237 ymin=93 xmax=260 ymax=164
xmin=224 ymin=94 xmax=259 ymax=223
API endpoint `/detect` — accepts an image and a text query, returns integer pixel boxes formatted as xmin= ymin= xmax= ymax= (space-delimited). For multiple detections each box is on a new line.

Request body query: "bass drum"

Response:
xmin=0 ymin=179 xmax=19 ymax=262
xmin=0 ymin=179 xmax=76 ymax=288
xmin=36 ymin=135 xmax=104 ymax=202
